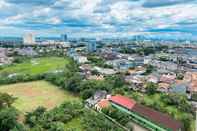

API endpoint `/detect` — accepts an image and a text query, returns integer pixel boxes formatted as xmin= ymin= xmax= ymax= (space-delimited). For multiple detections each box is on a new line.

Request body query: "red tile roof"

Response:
xmin=97 ymin=99 xmax=110 ymax=109
xmin=109 ymin=95 xmax=136 ymax=109
xmin=132 ymin=104 xmax=183 ymax=131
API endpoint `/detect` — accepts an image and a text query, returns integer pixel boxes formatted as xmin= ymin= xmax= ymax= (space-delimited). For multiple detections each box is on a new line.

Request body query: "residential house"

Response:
xmin=73 ymin=55 xmax=88 ymax=64
xmin=93 ymin=66 xmax=117 ymax=75
xmin=0 ymin=48 xmax=12 ymax=66
xmin=85 ymin=90 xmax=107 ymax=108
xmin=106 ymin=59 xmax=136 ymax=71
xmin=125 ymin=75 xmax=145 ymax=91
xmin=86 ymin=75 xmax=104 ymax=80
xmin=188 ymin=72 xmax=197 ymax=93
xmin=170 ymin=82 xmax=188 ymax=94
xmin=17 ymin=47 xmax=38 ymax=56
xmin=146 ymin=75 xmax=159 ymax=84
xmin=151 ymin=60 xmax=178 ymax=72
xmin=158 ymin=83 xmax=171 ymax=93
xmin=95 ymin=99 xmax=110 ymax=111
xmin=160 ymin=73 xmax=176 ymax=84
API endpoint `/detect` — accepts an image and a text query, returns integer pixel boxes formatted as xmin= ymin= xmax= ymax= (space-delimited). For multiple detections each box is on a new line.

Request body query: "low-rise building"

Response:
xmin=97 ymin=95 xmax=183 ymax=131
xmin=73 ymin=55 xmax=88 ymax=64
xmin=147 ymin=75 xmax=159 ymax=84
xmin=125 ymin=75 xmax=145 ymax=91
xmin=85 ymin=90 xmax=107 ymax=108
xmin=86 ymin=75 xmax=104 ymax=80
xmin=0 ymin=48 xmax=12 ymax=66
xmin=170 ymin=82 xmax=188 ymax=94
xmin=93 ymin=66 xmax=117 ymax=75
xmin=160 ymin=73 xmax=176 ymax=84
xmin=158 ymin=83 xmax=171 ymax=93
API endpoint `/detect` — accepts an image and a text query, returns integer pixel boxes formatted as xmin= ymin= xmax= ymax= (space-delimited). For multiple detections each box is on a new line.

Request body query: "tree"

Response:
xmin=48 ymin=122 xmax=65 ymax=131
xmin=102 ymin=106 xmax=130 ymax=126
xmin=0 ymin=93 xmax=16 ymax=109
xmin=176 ymin=73 xmax=184 ymax=80
xmin=0 ymin=107 xmax=21 ymax=131
xmin=161 ymin=93 xmax=193 ymax=113
xmin=25 ymin=102 xmax=84 ymax=130
xmin=25 ymin=106 xmax=46 ymax=127
xmin=65 ymin=73 xmax=82 ymax=93
xmin=80 ymin=89 xmax=94 ymax=100
xmin=82 ymin=110 xmax=123 ymax=131
xmin=144 ymin=65 xmax=155 ymax=75
xmin=105 ymin=74 xmax=125 ymax=89
xmin=146 ymin=82 xmax=158 ymax=95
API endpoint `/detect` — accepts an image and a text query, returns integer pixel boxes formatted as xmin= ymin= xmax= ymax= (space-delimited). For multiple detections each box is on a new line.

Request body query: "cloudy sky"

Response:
xmin=0 ymin=0 xmax=197 ymax=39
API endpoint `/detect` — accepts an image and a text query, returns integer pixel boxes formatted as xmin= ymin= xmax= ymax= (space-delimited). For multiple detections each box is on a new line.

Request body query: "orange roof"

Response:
xmin=159 ymin=83 xmax=170 ymax=89
xmin=192 ymin=73 xmax=197 ymax=80
xmin=190 ymin=80 xmax=197 ymax=92
xmin=97 ymin=99 xmax=110 ymax=109
xmin=110 ymin=95 xmax=136 ymax=109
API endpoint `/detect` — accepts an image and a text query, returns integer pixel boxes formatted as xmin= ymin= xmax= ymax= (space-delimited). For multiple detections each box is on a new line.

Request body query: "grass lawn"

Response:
xmin=0 ymin=81 xmax=80 ymax=113
xmin=0 ymin=57 xmax=69 ymax=76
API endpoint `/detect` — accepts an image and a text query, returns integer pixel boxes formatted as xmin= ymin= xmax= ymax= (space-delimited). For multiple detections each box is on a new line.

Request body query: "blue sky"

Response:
xmin=0 ymin=0 xmax=197 ymax=39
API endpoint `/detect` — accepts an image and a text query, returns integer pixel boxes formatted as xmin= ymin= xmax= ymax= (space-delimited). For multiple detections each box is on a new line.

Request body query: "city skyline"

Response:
xmin=0 ymin=0 xmax=197 ymax=40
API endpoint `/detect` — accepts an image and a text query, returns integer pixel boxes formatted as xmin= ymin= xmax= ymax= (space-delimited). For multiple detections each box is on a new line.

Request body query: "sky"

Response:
xmin=0 ymin=0 xmax=197 ymax=39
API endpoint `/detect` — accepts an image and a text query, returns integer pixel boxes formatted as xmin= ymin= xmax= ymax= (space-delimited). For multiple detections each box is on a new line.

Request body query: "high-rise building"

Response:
xmin=61 ymin=34 xmax=67 ymax=42
xmin=87 ymin=41 xmax=97 ymax=52
xmin=23 ymin=33 xmax=35 ymax=44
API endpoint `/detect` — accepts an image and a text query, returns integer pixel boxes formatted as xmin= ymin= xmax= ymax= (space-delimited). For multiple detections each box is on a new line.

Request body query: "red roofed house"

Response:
xmin=107 ymin=95 xmax=183 ymax=131
xmin=95 ymin=99 xmax=110 ymax=111
xmin=109 ymin=95 xmax=136 ymax=109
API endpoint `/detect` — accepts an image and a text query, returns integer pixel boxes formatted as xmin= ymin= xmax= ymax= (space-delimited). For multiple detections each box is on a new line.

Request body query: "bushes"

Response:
xmin=145 ymin=82 xmax=158 ymax=95
xmin=161 ymin=93 xmax=193 ymax=113
xmin=143 ymin=65 xmax=155 ymax=75
xmin=102 ymin=106 xmax=130 ymax=126
xmin=0 ymin=93 xmax=25 ymax=131
xmin=0 ymin=74 xmax=44 ymax=86
xmin=0 ymin=93 xmax=16 ymax=108
xmin=25 ymin=101 xmax=84 ymax=130
xmin=81 ymin=110 xmax=124 ymax=131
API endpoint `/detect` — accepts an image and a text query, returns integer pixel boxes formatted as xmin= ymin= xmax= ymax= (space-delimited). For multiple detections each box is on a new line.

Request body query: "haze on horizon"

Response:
xmin=0 ymin=0 xmax=197 ymax=39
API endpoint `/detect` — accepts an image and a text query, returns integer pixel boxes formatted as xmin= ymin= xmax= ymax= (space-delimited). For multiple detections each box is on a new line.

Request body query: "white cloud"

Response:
xmin=0 ymin=0 xmax=10 ymax=9
xmin=0 ymin=0 xmax=197 ymax=38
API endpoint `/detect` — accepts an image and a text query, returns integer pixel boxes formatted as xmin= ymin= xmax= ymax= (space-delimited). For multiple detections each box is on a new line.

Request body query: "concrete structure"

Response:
xmin=23 ymin=33 xmax=35 ymax=44
xmin=87 ymin=41 xmax=97 ymax=52
xmin=61 ymin=34 xmax=67 ymax=42
xmin=86 ymin=90 xmax=107 ymax=108
xmin=93 ymin=66 xmax=117 ymax=75
xmin=0 ymin=48 xmax=12 ymax=65
xmin=74 ymin=55 xmax=88 ymax=64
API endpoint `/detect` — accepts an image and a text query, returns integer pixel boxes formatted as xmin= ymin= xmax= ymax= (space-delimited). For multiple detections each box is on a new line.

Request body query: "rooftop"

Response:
xmin=97 ymin=99 xmax=110 ymax=109
xmin=132 ymin=104 xmax=183 ymax=131
xmin=109 ymin=95 xmax=136 ymax=110
xmin=109 ymin=95 xmax=183 ymax=131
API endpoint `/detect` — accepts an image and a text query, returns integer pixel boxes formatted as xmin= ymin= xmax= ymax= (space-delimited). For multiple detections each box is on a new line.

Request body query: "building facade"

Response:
xmin=87 ymin=41 xmax=97 ymax=52
xmin=23 ymin=33 xmax=35 ymax=44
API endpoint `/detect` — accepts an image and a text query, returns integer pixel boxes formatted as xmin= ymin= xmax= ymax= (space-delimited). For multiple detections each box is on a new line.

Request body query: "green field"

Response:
xmin=0 ymin=57 xmax=69 ymax=76
xmin=0 ymin=81 xmax=80 ymax=112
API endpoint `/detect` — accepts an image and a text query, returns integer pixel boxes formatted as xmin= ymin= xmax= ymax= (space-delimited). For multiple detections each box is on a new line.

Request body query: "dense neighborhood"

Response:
xmin=0 ymin=38 xmax=196 ymax=131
